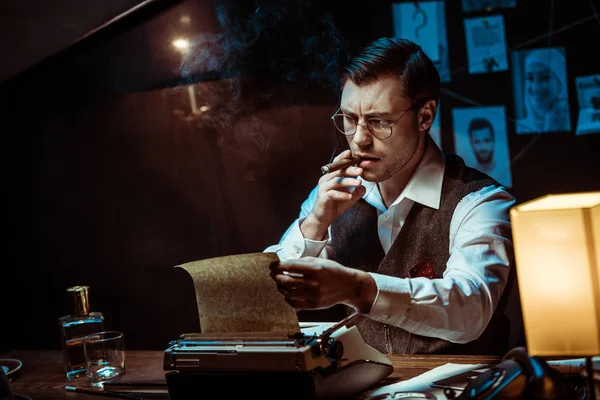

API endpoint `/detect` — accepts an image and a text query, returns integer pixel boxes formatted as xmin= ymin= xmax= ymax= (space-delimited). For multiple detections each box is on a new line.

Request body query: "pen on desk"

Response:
xmin=65 ymin=385 xmax=141 ymax=400
xmin=320 ymin=155 xmax=361 ymax=174
xmin=546 ymin=357 xmax=600 ymax=375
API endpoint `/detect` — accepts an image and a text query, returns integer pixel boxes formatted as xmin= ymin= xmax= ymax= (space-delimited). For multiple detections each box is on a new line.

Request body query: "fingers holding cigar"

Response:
xmin=303 ymin=150 xmax=366 ymax=238
xmin=317 ymin=152 xmax=364 ymax=202
xmin=321 ymin=150 xmax=362 ymax=174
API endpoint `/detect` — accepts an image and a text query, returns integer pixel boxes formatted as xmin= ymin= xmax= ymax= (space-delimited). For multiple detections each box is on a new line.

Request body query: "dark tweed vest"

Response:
xmin=329 ymin=154 xmax=515 ymax=355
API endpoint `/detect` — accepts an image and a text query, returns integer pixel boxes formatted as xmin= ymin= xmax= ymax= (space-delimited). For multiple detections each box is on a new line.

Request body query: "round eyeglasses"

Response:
xmin=331 ymin=105 xmax=415 ymax=139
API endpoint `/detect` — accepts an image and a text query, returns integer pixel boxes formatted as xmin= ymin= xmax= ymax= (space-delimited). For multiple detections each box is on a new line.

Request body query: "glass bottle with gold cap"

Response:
xmin=58 ymin=285 xmax=105 ymax=379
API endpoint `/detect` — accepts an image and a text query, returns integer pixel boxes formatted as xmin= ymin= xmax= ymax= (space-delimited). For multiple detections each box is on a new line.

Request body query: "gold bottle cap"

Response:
xmin=66 ymin=285 xmax=90 ymax=315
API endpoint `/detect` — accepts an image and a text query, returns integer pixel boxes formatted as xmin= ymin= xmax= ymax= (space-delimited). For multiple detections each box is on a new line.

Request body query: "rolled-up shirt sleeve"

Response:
xmin=366 ymin=186 xmax=515 ymax=343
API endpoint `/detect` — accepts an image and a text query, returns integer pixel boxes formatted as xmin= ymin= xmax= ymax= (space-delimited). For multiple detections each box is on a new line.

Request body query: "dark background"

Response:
xmin=2 ymin=0 xmax=599 ymax=351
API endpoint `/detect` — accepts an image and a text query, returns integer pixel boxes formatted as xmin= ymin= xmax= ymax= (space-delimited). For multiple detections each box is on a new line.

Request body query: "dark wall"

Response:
xmin=2 ymin=0 xmax=600 ymax=351
xmin=0 ymin=0 xmax=146 ymax=84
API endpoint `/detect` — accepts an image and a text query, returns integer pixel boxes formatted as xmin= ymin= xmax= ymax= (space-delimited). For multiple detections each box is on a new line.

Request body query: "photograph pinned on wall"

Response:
xmin=511 ymin=47 xmax=571 ymax=134
xmin=452 ymin=106 xmax=512 ymax=188
xmin=430 ymin=101 xmax=442 ymax=149
xmin=464 ymin=15 xmax=508 ymax=75
xmin=392 ymin=1 xmax=451 ymax=82
xmin=575 ymin=75 xmax=600 ymax=135
xmin=461 ymin=0 xmax=516 ymax=12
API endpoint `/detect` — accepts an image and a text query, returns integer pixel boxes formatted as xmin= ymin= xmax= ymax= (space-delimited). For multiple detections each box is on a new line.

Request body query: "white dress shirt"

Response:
xmin=264 ymin=137 xmax=516 ymax=344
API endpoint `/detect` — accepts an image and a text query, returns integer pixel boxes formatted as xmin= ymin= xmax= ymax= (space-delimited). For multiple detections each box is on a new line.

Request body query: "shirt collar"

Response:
xmin=361 ymin=135 xmax=445 ymax=211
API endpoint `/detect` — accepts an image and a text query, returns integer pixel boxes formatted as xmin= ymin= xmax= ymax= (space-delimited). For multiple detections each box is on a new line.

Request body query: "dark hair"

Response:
xmin=468 ymin=118 xmax=495 ymax=139
xmin=340 ymin=37 xmax=440 ymax=106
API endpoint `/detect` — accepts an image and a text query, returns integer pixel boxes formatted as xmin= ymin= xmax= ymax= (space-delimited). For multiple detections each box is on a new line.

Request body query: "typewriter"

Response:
xmin=163 ymin=313 xmax=394 ymax=400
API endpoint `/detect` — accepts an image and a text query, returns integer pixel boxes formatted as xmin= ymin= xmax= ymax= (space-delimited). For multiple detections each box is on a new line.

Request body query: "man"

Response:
xmin=468 ymin=117 xmax=496 ymax=176
xmin=265 ymin=37 xmax=517 ymax=355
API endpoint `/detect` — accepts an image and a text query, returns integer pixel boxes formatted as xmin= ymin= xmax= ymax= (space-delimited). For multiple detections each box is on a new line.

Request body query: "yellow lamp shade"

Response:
xmin=510 ymin=191 xmax=600 ymax=357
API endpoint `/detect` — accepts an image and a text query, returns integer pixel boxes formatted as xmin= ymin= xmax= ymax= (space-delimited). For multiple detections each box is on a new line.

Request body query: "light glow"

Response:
xmin=172 ymin=38 xmax=190 ymax=50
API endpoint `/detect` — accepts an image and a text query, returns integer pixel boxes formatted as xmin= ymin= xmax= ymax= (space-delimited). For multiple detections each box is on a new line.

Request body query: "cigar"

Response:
xmin=320 ymin=155 xmax=361 ymax=174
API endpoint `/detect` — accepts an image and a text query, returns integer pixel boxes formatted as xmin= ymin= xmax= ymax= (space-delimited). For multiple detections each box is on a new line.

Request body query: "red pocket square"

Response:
xmin=408 ymin=259 xmax=438 ymax=279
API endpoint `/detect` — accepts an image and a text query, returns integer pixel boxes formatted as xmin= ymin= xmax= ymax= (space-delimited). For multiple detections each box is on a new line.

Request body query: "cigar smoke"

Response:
xmin=320 ymin=155 xmax=361 ymax=174
xmin=180 ymin=3 xmax=349 ymax=92
xmin=177 ymin=2 xmax=351 ymax=156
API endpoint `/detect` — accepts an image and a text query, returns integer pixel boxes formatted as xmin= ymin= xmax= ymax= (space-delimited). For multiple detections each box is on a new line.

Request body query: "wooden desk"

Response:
xmin=1 ymin=350 xmax=500 ymax=399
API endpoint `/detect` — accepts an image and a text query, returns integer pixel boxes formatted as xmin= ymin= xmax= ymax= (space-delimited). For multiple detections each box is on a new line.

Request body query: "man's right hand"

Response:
xmin=300 ymin=150 xmax=366 ymax=241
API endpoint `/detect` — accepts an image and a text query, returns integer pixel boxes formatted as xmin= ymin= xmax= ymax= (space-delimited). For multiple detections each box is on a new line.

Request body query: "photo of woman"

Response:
xmin=512 ymin=47 xmax=572 ymax=134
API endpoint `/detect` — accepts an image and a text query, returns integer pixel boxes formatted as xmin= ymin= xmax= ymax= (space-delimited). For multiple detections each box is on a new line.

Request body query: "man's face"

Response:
xmin=469 ymin=126 xmax=494 ymax=164
xmin=340 ymin=77 xmax=423 ymax=182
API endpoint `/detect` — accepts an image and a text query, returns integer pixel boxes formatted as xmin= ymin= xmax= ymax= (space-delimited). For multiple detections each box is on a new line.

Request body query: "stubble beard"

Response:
xmin=361 ymin=132 xmax=423 ymax=183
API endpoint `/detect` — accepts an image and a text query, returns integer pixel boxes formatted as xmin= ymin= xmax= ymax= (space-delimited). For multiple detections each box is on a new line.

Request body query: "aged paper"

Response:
xmin=176 ymin=252 xmax=300 ymax=335
xmin=464 ymin=15 xmax=508 ymax=74
xmin=575 ymin=74 xmax=600 ymax=135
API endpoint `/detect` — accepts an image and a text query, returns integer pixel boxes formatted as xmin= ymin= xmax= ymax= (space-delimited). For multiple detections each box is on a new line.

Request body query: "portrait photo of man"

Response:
xmin=453 ymin=106 xmax=512 ymax=188
xmin=468 ymin=117 xmax=496 ymax=175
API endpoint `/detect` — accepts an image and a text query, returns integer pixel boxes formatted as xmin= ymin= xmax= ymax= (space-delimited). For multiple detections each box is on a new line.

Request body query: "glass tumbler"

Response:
xmin=83 ymin=331 xmax=126 ymax=387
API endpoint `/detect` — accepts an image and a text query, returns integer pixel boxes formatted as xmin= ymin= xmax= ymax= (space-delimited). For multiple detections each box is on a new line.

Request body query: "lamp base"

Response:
xmin=584 ymin=356 xmax=598 ymax=400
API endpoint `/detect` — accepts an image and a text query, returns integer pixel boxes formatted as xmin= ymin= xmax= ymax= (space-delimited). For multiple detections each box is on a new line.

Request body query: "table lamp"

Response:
xmin=510 ymin=191 xmax=600 ymax=399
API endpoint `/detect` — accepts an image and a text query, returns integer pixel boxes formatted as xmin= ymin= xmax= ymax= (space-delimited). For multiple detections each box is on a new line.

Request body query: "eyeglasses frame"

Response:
xmin=330 ymin=99 xmax=430 ymax=139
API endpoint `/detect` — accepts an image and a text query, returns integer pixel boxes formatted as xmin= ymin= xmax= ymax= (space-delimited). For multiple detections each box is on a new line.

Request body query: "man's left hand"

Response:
xmin=269 ymin=257 xmax=376 ymax=313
